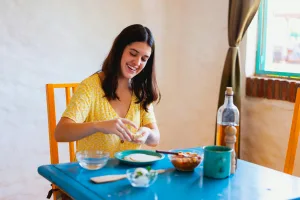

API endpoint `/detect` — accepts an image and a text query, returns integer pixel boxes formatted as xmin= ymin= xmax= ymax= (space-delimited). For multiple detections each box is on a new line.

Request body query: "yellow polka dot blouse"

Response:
xmin=62 ymin=74 xmax=156 ymax=157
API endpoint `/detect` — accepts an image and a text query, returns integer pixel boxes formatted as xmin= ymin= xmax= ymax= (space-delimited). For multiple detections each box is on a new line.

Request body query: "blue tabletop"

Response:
xmin=38 ymin=147 xmax=300 ymax=200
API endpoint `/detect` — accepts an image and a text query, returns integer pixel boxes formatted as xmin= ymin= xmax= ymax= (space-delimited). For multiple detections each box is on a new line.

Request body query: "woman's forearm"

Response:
xmin=55 ymin=117 xmax=137 ymax=142
xmin=54 ymin=120 xmax=99 ymax=142
xmin=145 ymin=128 xmax=160 ymax=147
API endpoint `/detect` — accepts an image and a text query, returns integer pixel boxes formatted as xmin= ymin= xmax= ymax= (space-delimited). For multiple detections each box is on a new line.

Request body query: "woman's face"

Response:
xmin=120 ymin=42 xmax=152 ymax=80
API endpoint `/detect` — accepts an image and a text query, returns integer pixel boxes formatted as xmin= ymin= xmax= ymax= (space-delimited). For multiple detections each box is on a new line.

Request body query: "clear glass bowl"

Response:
xmin=76 ymin=150 xmax=109 ymax=170
xmin=126 ymin=168 xmax=158 ymax=188
xmin=167 ymin=149 xmax=203 ymax=171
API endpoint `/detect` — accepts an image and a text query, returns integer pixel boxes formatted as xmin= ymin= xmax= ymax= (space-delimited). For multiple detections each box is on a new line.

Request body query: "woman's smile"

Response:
xmin=126 ymin=64 xmax=137 ymax=74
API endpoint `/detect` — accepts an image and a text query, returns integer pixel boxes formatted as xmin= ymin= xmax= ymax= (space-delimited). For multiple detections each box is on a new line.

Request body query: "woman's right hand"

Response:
xmin=97 ymin=118 xmax=138 ymax=141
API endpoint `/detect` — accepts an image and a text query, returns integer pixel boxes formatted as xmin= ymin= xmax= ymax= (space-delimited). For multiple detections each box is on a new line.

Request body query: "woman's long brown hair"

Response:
xmin=100 ymin=24 xmax=160 ymax=111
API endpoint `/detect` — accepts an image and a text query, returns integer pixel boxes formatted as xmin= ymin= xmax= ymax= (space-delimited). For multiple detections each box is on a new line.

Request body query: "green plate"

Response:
xmin=114 ymin=150 xmax=165 ymax=166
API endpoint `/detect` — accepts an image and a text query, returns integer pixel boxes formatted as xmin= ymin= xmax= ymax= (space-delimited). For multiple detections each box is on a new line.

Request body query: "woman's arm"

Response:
xmin=137 ymin=103 xmax=160 ymax=147
xmin=55 ymin=118 xmax=97 ymax=142
xmin=144 ymin=123 xmax=160 ymax=147
xmin=54 ymin=117 xmax=137 ymax=142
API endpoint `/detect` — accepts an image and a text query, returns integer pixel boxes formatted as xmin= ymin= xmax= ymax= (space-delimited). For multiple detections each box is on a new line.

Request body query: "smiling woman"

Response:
xmin=54 ymin=24 xmax=161 ymax=158
xmin=120 ymin=42 xmax=152 ymax=79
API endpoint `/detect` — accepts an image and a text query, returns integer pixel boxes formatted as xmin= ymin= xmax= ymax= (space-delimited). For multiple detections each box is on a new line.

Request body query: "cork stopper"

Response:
xmin=226 ymin=87 xmax=234 ymax=96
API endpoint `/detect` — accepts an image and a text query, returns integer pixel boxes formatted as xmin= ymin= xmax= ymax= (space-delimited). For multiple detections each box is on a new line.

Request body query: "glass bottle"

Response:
xmin=216 ymin=87 xmax=240 ymax=154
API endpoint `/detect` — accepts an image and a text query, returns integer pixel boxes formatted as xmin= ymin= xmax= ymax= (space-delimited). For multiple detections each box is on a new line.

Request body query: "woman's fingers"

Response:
xmin=116 ymin=124 xmax=132 ymax=141
xmin=110 ymin=118 xmax=138 ymax=142
xmin=132 ymin=127 xmax=149 ymax=144
xmin=120 ymin=118 xmax=138 ymax=129
xmin=116 ymin=126 xmax=126 ymax=141
xmin=132 ymin=133 xmax=145 ymax=144
xmin=118 ymin=118 xmax=137 ymax=140
xmin=119 ymin=124 xmax=134 ymax=141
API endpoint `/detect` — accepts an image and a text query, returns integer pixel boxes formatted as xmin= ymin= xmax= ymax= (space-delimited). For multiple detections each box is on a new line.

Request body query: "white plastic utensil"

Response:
xmin=91 ymin=174 xmax=127 ymax=183
xmin=90 ymin=169 xmax=168 ymax=184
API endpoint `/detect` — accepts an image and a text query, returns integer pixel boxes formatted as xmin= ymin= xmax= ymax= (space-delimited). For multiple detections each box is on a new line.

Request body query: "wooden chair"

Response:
xmin=284 ymin=87 xmax=300 ymax=175
xmin=45 ymin=83 xmax=78 ymax=199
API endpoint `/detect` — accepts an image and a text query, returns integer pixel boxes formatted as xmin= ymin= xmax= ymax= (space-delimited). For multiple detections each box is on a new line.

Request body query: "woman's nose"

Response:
xmin=133 ymin=57 xmax=141 ymax=66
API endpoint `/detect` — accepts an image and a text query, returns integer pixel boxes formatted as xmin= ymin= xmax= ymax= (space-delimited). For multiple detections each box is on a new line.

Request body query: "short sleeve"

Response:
xmin=62 ymin=81 xmax=92 ymax=123
xmin=140 ymin=103 xmax=156 ymax=126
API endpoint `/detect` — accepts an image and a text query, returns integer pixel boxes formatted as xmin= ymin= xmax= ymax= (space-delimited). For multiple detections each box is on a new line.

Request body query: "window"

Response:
xmin=256 ymin=0 xmax=300 ymax=78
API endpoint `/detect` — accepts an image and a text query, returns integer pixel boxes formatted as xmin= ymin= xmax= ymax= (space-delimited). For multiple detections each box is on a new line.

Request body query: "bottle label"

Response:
xmin=222 ymin=108 xmax=235 ymax=123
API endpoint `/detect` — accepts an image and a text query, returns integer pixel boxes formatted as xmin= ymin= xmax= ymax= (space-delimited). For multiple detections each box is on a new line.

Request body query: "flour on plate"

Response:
xmin=124 ymin=153 xmax=160 ymax=162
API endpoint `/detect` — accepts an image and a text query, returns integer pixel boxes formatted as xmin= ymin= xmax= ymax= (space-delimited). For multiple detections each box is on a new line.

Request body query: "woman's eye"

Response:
xmin=142 ymin=58 xmax=148 ymax=62
xmin=130 ymin=52 xmax=137 ymax=56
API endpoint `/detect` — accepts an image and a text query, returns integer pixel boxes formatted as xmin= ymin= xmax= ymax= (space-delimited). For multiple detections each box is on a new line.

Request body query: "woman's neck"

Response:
xmin=98 ymin=71 xmax=131 ymax=90
xmin=117 ymin=77 xmax=131 ymax=90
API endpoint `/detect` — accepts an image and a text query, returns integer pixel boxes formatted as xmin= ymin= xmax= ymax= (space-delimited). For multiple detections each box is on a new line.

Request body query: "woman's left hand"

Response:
xmin=132 ymin=127 xmax=150 ymax=144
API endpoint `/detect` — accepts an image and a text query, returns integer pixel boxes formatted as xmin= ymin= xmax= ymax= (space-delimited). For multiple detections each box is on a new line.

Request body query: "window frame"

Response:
xmin=255 ymin=0 xmax=300 ymax=79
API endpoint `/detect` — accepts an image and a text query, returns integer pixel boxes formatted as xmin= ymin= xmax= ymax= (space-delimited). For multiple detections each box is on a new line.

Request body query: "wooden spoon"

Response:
xmin=155 ymin=150 xmax=179 ymax=155
xmin=155 ymin=150 xmax=190 ymax=157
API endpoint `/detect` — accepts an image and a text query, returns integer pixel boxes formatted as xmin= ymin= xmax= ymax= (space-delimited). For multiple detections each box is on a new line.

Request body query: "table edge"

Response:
xmin=38 ymin=165 xmax=104 ymax=200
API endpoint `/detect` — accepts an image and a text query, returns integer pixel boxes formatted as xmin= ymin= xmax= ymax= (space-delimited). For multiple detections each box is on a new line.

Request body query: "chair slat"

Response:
xmin=69 ymin=142 xmax=75 ymax=162
xmin=65 ymin=87 xmax=76 ymax=162
xmin=284 ymin=87 xmax=300 ymax=174
xmin=46 ymin=84 xmax=59 ymax=164
xmin=71 ymin=86 xmax=79 ymax=150
xmin=72 ymin=86 xmax=76 ymax=94
xmin=51 ymin=83 xmax=78 ymax=88
xmin=65 ymin=87 xmax=71 ymax=105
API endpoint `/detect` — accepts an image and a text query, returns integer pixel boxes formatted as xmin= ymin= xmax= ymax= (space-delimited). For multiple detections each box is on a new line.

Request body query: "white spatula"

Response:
xmin=91 ymin=174 xmax=127 ymax=183
xmin=90 ymin=169 xmax=169 ymax=184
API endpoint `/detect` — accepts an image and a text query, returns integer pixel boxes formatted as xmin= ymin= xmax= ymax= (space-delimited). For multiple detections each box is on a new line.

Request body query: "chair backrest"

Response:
xmin=46 ymin=83 xmax=79 ymax=164
xmin=284 ymin=87 xmax=300 ymax=175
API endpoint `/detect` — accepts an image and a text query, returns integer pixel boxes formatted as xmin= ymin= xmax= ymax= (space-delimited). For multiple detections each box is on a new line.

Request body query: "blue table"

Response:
xmin=38 ymin=147 xmax=300 ymax=200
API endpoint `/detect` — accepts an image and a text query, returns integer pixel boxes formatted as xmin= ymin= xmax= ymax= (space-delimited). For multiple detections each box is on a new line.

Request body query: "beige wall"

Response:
xmin=154 ymin=0 xmax=228 ymax=150
xmin=0 ymin=0 xmax=298 ymax=199
xmin=241 ymin=98 xmax=300 ymax=174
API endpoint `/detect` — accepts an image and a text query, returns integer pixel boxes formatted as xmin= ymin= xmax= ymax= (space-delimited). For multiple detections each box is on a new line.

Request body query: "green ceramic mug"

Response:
xmin=203 ymin=145 xmax=233 ymax=179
